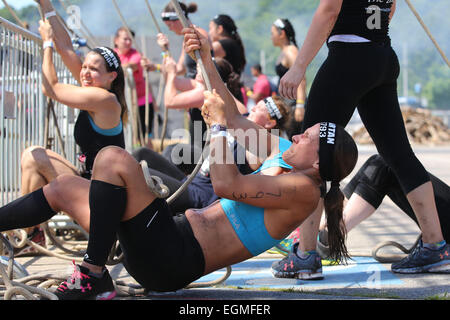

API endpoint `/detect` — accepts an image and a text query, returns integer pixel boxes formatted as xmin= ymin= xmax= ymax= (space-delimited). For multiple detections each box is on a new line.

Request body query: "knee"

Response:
xmin=21 ymin=146 xmax=45 ymax=171
xmin=93 ymin=146 xmax=134 ymax=175
xmin=45 ymin=174 xmax=78 ymax=211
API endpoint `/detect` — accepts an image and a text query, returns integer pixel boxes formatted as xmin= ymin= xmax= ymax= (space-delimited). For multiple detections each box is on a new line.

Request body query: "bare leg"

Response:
xmin=297 ymin=199 xmax=323 ymax=253
xmin=75 ymin=147 xmax=158 ymax=273
xmin=20 ymin=146 xmax=79 ymax=234
xmin=319 ymin=194 xmax=377 ymax=234
xmin=406 ymin=182 xmax=443 ymax=243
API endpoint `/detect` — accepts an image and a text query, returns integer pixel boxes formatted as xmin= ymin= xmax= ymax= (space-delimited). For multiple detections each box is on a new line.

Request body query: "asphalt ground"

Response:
xmin=1 ymin=144 xmax=445 ymax=308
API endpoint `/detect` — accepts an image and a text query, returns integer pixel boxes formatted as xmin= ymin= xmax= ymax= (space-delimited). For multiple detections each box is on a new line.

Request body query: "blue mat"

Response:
xmin=194 ymin=257 xmax=403 ymax=289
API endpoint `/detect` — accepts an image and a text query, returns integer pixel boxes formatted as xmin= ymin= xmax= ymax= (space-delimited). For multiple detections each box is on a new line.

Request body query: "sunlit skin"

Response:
xmin=282 ymin=124 xmax=320 ymax=173
xmin=114 ymin=30 xmax=133 ymax=55
xmin=79 ymin=52 xmax=116 ymax=90
xmin=164 ymin=19 xmax=184 ymax=35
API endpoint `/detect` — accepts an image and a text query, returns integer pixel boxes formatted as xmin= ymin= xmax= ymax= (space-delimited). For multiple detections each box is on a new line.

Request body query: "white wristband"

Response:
xmin=211 ymin=131 xmax=228 ymax=139
xmin=295 ymin=103 xmax=304 ymax=109
xmin=43 ymin=41 xmax=54 ymax=50
xmin=44 ymin=11 xmax=57 ymax=19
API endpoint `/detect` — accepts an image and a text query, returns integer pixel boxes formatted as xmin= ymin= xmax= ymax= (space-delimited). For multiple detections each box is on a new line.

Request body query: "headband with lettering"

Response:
xmin=161 ymin=12 xmax=179 ymax=21
xmin=92 ymin=47 xmax=120 ymax=71
xmin=319 ymin=122 xmax=338 ymax=183
xmin=264 ymin=97 xmax=283 ymax=120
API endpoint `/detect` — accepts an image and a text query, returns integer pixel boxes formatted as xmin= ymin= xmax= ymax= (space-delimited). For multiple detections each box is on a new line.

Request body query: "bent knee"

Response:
xmin=21 ymin=146 xmax=46 ymax=169
xmin=94 ymin=147 xmax=134 ymax=171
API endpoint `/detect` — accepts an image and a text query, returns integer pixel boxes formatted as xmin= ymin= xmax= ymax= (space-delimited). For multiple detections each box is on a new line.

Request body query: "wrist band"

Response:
xmin=296 ymin=99 xmax=305 ymax=104
xmin=156 ymin=64 xmax=161 ymax=72
xmin=43 ymin=41 xmax=54 ymax=50
xmin=210 ymin=124 xmax=227 ymax=134
xmin=295 ymin=103 xmax=304 ymax=109
xmin=211 ymin=131 xmax=228 ymax=139
xmin=246 ymin=90 xmax=253 ymax=97
xmin=161 ymin=52 xmax=169 ymax=58
xmin=44 ymin=11 xmax=57 ymax=19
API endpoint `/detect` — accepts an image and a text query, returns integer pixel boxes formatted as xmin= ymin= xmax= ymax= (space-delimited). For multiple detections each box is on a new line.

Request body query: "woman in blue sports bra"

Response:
xmin=0 ymin=28 xmax=359 ymax=299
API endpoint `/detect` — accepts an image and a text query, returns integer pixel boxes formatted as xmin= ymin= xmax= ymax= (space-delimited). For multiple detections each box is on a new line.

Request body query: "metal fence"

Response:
xmin=0 ymin=17 xmax=137 ymax=206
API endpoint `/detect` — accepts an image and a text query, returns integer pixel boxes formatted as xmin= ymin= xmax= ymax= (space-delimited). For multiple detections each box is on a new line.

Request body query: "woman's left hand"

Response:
xmin=201 ymin=90 xmax=226 ymax=126
xmin=38 ymin=19 xmax=54 ymax=42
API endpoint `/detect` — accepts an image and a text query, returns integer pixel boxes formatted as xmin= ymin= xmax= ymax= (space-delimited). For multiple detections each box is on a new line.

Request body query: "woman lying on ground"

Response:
xmin=132 ymin=93 xmax=291 ymax=213
xmin=0 ymin=26 xmax=358 ymax=300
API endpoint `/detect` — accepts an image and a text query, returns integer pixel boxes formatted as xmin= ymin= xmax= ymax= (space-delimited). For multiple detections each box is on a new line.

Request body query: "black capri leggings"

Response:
xmin=303 ymin=41 xmax=429 ymax=194
xmin=343 ymin=155 xmax=450 ymax=242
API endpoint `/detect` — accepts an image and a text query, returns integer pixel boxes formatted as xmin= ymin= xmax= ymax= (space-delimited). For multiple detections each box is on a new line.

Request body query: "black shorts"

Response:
xmin=343 ymin=155 xmax=450 ymax=241
xmin=117 ymin=198 xmax=205 ymax=292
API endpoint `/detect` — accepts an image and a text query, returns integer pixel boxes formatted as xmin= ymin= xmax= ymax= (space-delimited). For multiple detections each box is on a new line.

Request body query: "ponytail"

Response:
xmin=318 ymin=123 xmax=358 ymax=264
xmin=324 ymin=182 xmax=349 ymax=262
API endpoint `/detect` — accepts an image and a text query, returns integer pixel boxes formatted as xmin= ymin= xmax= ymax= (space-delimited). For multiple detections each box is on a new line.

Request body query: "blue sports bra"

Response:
xmin=220 ymin=137 xmax=292 ymax=256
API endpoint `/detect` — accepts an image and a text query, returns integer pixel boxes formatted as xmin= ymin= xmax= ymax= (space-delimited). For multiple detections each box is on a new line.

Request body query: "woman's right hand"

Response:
xmin=182 ymin=27 xmax=211 ymax=62
xmin=163 ymin=56 xmax=177 ymax=75
xmin=201 ymin=90 xmax=227 ymax=127
xmin=38 ymin=19 xmax=54 ymax=42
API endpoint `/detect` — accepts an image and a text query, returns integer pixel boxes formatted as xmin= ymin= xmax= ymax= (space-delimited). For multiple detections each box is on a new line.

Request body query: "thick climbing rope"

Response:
xmin=144 ymin=0 xmax=171 ymax=150
xmin=1 ymin=0 xmax=28 ymax=29
xmin=404 ymin=0 xmax=449 ymax=68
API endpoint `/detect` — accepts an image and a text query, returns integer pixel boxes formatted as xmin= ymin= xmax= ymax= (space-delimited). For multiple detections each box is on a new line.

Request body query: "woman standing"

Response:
xmin=277 ymin=0 xmax=449 ymax=275
xmin=114 ymin=27 xmax=155 ymax=149
xmin=271 ymin=18 xmax=307 ymax=140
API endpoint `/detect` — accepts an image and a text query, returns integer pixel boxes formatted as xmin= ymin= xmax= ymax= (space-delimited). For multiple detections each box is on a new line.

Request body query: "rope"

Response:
xmin=404 ymin=0 xmax=450 ymax=68
xmin=55 ymin=0 xmax=98 ymax=49
xmin=143 ymin=0 xmax=170 ymax=150
xmin=1 ymin=0 xmax=28 ymax=29
xmin=372 ymin=234 xmax=422 ymax=263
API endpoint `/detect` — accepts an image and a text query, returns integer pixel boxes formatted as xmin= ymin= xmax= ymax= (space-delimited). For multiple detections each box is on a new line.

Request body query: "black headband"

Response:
xmin=93 ymin=47 xmax=120 ymax=71
xmin=319 ymin=122 xmax=338 ymax=182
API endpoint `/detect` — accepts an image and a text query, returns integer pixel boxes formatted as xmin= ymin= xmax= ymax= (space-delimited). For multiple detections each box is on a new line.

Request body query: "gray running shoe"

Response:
xmin=271 ymin=243 xmax=323 ymax=280
xmin=391 ymin=240 xmax=450 ymax=274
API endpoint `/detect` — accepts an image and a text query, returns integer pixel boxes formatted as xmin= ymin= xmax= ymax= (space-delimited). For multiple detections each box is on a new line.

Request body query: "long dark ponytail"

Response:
xmin=91 ymin=47 xmax=128 ymax=126
xmin=319 ymin=123 xmax=358 ymax=263
xmin=212 ymin=14 xmax=246 ymax=75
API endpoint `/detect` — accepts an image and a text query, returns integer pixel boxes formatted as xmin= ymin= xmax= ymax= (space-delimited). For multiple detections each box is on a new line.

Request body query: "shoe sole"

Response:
xmin=96 ymin=291 xmax=117 ymax=300
xmin=271 ymin=269 xmax=324 ymax=280
xmin=392 ymin=260 xmax=450 ymax=274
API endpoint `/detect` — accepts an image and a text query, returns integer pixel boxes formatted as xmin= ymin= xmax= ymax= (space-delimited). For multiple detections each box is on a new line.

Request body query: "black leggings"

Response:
xmin=343 ymin=155 xmax=450 ymax=242
xmin=118 ymin=198 xmax=205 ymax=292
xmin=303 ymin=41 xmax=429 ymax=194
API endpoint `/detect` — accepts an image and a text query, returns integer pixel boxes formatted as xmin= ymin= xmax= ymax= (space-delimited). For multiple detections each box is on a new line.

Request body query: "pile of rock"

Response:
xmin=353 ymin=107 xmax=450 ymax=145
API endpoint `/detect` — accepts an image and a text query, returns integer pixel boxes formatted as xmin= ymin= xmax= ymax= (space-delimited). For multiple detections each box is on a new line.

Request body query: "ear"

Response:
xmin=264 ymin=119 xmax=277 ymax=130
xmin=217 ymin=24 xmax=224 ymax=35
xmin=109 ymin=71 xmax=118 ymax=83
xmin=312 ymin=159 xmax=320 ymax=171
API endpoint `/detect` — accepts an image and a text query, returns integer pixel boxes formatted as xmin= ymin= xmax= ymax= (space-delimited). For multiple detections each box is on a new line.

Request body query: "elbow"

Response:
xmin=212 ymin=180 xmax=229 ymax=199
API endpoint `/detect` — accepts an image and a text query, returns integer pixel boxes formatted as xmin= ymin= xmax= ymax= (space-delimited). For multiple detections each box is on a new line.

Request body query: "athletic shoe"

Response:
xmin=54 ymin=262 xmax=117 ymax=300
xmin=5 ymin=228 xmax=46 ymax=257
xmin=271 ymin=243 xmax=323 ymax=280
xmin=391 ymin=240 xmax=450 ymax=274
